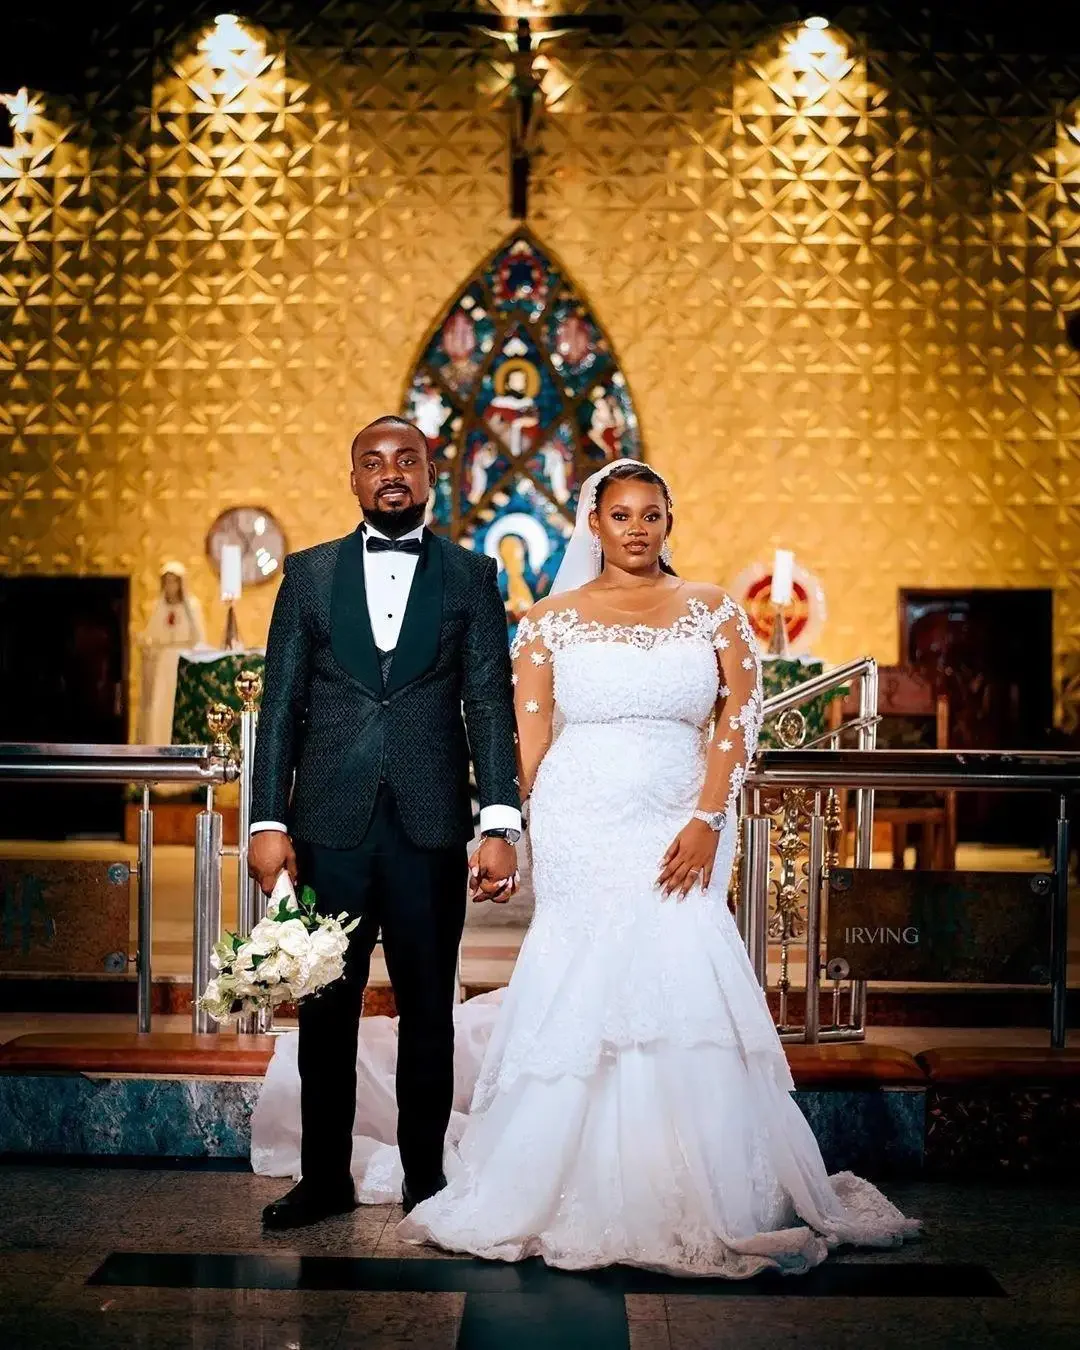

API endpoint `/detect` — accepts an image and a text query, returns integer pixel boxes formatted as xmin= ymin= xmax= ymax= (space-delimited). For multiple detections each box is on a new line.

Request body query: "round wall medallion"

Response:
xmin=206 ymin=506 xmax=287 ymax=587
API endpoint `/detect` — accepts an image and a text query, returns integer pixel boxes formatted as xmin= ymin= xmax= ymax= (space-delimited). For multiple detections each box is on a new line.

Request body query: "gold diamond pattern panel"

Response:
xmin=1 ymin=3 xmax=1079 ymax=726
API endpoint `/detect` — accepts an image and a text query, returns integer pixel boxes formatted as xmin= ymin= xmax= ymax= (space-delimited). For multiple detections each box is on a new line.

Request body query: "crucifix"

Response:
xmin=424 ymin=8 xmax=623 ymax=220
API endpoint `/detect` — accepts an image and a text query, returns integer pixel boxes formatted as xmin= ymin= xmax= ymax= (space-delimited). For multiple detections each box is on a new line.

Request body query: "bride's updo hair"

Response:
xmin=592 ymin=461 xmax=677 ymax=576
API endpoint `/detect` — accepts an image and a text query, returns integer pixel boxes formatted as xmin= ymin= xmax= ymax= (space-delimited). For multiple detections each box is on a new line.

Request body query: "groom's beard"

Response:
xmin=363 ymin=501 xmax=427 ymax=538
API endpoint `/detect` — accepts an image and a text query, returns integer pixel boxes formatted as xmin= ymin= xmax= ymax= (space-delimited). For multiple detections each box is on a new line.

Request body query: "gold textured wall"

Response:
xmin=2 ymin=2 xmax=1079 ymax=723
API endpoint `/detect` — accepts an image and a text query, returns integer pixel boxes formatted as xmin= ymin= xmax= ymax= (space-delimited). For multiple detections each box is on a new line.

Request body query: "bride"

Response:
xmin=252 ymin=459 xmax=919 ymax=1277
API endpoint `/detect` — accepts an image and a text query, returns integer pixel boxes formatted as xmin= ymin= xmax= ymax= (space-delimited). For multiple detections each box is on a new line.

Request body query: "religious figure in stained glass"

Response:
xmin=404 ymin=233 xmax=642 ymax=636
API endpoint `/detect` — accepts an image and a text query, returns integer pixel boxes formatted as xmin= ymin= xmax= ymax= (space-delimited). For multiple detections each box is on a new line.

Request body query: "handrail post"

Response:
xmin=235 ymin=670 xmax=264 ymax=1034
xmin=740 ymin=813 xmax=771 ymax=989
xmin=192 ymin=797 xmax=224 ymax=1035
xmin=804 ymin=803 xmax=825 ymax=1043
xmin=850 ymin=659 xmax=878 ymax=1033
xmin=136 ymin=784 xmax=153 ymax=1034
xmin=1052 ymin=793 xmax=1070 ymax=1050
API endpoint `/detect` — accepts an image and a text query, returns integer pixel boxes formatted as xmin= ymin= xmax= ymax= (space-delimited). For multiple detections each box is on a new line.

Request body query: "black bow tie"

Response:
xmin=366 ymin=534 xmax=422 ymax=556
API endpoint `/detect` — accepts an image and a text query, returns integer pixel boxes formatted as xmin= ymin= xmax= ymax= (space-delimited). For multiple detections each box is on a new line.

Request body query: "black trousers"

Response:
xmin=294 ymin=786 xmax=466 ymax=1193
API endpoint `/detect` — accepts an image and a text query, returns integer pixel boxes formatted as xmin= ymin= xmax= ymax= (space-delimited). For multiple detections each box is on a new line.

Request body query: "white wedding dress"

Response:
xmin=252 ymin=592 xmax=919 ymax=1277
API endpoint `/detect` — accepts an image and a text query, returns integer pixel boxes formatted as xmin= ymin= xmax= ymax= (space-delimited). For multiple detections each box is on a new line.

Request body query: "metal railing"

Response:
xmin=0 ymin=742 xmax=237 ymax=1033
xmin=742 ymin=657 xmax=879 ymax=1040
xmin=741 ymin=747 xmax=1080 ymax=1049
xmin=4 ymin=660 xmax=1076 ymax=1052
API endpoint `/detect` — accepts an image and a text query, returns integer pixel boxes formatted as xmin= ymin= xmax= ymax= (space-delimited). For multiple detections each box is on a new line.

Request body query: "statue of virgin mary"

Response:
xmin=137 ymin=562 xmax=206 ymax=745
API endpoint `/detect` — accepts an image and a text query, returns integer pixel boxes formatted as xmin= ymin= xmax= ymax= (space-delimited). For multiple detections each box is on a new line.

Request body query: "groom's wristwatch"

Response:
xmin=693 ymin=810 xmax=725 ymax=832
xmin=482 ymin=827 xmax=521 ymax=845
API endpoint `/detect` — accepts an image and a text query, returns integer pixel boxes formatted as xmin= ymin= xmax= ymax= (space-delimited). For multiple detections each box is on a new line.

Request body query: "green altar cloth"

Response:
xmin=171 ymin=649 xmax=266 ymax=746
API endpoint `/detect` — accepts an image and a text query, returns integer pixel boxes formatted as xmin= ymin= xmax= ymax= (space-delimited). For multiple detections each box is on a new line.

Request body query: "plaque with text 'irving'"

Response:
xmin=0 ymin=860 xmax=132 ymax=976
xmin=824 ymin=869 xmax=1052 ymax=985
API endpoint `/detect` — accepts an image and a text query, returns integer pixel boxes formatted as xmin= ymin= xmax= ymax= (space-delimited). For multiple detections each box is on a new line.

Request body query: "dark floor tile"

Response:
xmin=105 ymin=1173 xmax=389 ymax=1255
xmin=983 ymin=1318 xmax=1080 ymax=1350
xmin=628 ymin=1325 xmax=671 ymax=1350
xmin=335 ymin=1293 xmax=463 ymax=1348
xmin=0 ymin=1309 xmax=345 ymax=1350
xmin=458 ymin=1289 xmax=629 ymax=1350
xmin=665 ymin=1299 xmax=999 ymax=1350
xmin=336 ymin=1325 xmax=460 ymax=1350
xmin=0 ymin=1168 xmax=161 ymax=1251
xmin=0 ymin=1250 xmax=83 ymax=1312
xmin=625 ymin=1294 xmax=666 ymax=1321
xmin=621 ymin=1262 xmax=1003 ymax=1298
xmin=46 ymin=1280 xmax=419 ymax=1319
xmin=2 ymin=1155 xmax=253 ymax=1173
xmin=87 ymin=1252 xmax=579 ymax=1295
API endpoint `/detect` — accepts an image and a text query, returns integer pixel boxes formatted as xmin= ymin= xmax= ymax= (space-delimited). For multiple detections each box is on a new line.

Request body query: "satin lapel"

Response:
xmin=330 ymin=526 xmax=382 ymax=694
xmin=385 ymin=530 xmax=444 ymax=695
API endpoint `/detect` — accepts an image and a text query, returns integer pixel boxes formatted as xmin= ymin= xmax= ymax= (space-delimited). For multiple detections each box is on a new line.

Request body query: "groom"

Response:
xmin=249 ymin=416 xmax=521 ymax=1229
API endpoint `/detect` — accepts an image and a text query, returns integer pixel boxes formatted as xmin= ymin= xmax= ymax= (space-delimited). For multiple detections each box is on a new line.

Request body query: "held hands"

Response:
xmin=248 ymin=830 xmax=298 ymax=896
xmin=657 ymin=818 xmax=719 ymax=901
xmin=468 ymin=836 xmax=520 ymax=904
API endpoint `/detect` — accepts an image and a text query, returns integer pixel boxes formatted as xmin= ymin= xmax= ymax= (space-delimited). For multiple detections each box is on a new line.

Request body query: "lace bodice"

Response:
xmin=510 ymin=593 xmax=763 ymax=822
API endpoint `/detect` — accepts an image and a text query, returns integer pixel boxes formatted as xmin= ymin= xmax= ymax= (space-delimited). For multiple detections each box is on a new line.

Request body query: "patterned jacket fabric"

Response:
xmin=250 ymin=527 xmax=519 ymax=850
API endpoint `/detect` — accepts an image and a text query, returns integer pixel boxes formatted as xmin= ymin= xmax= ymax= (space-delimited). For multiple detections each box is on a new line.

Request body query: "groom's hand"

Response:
xmin=469 ymin=837 xmax=518 ymax=904
xmin=248 ymin=830 xmax=298 ymax=896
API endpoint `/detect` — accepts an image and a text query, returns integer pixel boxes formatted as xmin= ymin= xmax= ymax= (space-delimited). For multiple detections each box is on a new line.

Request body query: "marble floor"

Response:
xmin=0 ymin=1165 xmax=1076 ymax=1348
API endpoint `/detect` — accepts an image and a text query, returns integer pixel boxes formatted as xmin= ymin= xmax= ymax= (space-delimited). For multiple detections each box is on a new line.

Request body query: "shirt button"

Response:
xmin=381 ymin=699 xmax=390 ymax=708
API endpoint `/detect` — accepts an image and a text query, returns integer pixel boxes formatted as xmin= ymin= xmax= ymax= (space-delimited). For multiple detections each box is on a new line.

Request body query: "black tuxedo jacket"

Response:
xmin=250 ymin=526 xmax=520 ymax=851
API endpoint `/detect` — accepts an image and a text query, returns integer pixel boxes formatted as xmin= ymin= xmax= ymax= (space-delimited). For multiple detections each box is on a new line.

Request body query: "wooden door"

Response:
xmin=0 ymin=577 xmax=129 ymax=839
xmin=898 ymin=588 xmax=1053 ymax=845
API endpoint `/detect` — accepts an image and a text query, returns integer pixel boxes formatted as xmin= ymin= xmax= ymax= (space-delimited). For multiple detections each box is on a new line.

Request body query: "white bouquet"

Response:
xmin=199 ymin=872 xmax=359 ymax=1024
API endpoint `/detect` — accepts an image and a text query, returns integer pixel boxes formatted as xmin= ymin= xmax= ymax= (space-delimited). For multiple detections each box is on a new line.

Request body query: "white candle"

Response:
xmin=220 ymin=544 xmax=243 ymax=602
xmin=770 ymin=549 xmax=794 ymax=606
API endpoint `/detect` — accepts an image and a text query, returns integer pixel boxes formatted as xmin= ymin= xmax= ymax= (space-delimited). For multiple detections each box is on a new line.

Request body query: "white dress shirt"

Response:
xmin=362 ymin=518 xmax=425 ymax=653
xmin=251 ymin=519 xmax=521 ymax=838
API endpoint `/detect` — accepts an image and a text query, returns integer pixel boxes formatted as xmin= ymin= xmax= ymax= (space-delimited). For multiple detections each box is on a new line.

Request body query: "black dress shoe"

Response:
xmin=401 ymin=1172 xmax=447 ymax=1216
xmin=262 ymin=1179 xmax=357 ymax=1230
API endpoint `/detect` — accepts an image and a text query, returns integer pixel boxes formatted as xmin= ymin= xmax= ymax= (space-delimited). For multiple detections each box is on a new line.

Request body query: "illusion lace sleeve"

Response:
xmin=695 ymin=597 xmax=764 ymax=822
xmin=510 ymin=613 xmax=556 ymax=801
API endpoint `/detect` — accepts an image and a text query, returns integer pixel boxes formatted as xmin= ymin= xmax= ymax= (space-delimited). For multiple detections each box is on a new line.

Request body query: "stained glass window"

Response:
xmin=404 ymin=232 xmax=641 ymax=634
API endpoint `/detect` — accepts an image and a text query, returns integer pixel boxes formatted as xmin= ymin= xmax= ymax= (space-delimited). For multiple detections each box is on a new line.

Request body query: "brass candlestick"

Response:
xmin=222 ymin=603 xmax=242 ymax=652
xmin=767 ymin=602 xmax=790 ymax=658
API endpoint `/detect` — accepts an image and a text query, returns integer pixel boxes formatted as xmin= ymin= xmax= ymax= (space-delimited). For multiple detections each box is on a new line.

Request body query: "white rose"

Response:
xmin=246 ymin=918 xmax=281 ymax=956
xmin=306 ymin=954 xmax=344 ymax=996
xmin=199 ymin=977 xmax=237 ymax=1024
xmin=276 ymin=919 xmax=312 ymax=959
xmin=309 ymin=927 xmax=346 ymax=962
xmin=255 ymin=953 xmax=286 ymax=985
xmin=232 ymin=945 xmax=256 ymax=972
xmin=279 ymin=955 xmax=303 ymax=988
xmin=233 ymin=973 xmax=258 ymax=999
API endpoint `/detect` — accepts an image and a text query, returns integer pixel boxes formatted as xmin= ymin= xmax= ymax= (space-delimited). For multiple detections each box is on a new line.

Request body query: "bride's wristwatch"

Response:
xmin=692 ymin=810 xmax=725 ymax=832
xmin=482 ymin=827 xmax=522 ymax=845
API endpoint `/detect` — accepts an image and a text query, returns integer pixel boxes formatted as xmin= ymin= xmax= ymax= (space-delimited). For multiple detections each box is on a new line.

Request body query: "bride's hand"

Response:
xmin=657 ymin=819 xmax=719 ymax=901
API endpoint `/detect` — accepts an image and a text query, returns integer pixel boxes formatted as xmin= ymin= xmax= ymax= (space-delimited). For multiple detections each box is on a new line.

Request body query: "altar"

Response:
xmin=170 ymin=648 xmax=266 ymax=747
xmin=122 ymin=648 xmax=265 ymax=845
